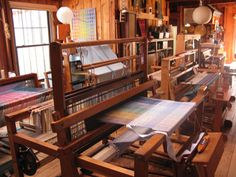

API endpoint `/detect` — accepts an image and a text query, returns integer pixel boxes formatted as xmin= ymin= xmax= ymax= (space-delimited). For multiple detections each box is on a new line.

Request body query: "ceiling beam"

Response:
xmin=167 ymin=0 xmax=235 ymax=3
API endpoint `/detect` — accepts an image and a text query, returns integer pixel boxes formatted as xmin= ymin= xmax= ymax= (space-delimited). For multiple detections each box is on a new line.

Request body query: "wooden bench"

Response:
xmin=192 ymin=132 xmax=224 ymax=177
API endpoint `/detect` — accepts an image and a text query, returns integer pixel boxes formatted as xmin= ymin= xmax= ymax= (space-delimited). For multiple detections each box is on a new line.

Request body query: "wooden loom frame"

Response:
xmin=160 ymin=54 xmax=234 ymax=132
xmin=5 ymin=37 xmax=226 ymax=177
xmin=0 ymin=73 xmax=39 ymax=87
xmin=5 ymin=37 xmax=171 ymax=177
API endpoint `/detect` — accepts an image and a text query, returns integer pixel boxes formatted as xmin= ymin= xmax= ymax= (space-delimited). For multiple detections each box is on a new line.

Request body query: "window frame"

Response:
xmin=8 ymin=1 xmax=57 ymax=77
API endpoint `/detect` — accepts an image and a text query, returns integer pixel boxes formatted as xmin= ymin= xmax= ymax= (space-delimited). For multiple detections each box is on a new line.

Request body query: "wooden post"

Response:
xmin=143 ymin=38 xmax=148 ymax=81
xmin=134 ymin=156 xmax=148 ymax=177
xmin=213 ymin=99 xmax=223 ymax=131
xmin=50 ymin=42 xmax=78 ymax=177
xmin=6 ymin=121 xmax=24 ymax=177
xmin=58 ymin=148 xmax=79 ymax=177
xmin=50 ymin=42 xmax=66 ymax=117
xmin=161 ymin=58 xmax=170 ymax=99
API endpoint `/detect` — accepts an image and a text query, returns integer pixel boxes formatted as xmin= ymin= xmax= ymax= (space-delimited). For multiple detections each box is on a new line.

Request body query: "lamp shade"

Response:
xmin=56 ymin=7 xmax=73 ymax=24
xmin=192 ymin=6 xmax=212 ymax=24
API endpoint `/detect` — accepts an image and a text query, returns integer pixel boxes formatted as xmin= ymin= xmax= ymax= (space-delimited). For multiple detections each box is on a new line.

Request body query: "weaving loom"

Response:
xmin=156 ymin=54 xmax=234 ymax=132
xmin=63 ymin=44 xmax=130 ymax=91
xmin=5 ymin=37 xmax=224 ymax=177
xmin=156 ymin=54 xmax=215 ymax=101
xmin=0 ymin=73 xmax=53 ymax=175
xmin=0 ymin=73 xmax=52 ymax=129
xmin=72 ymin=45 xmax=126 ymax=82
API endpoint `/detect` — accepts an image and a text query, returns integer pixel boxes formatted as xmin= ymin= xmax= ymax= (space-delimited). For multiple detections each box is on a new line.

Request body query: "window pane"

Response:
xmin=14 ymin=28 xmax=24 ymax=46
xmin=13 ymin=9 xmax=49 ymax=46
xmin=23 ymin=28 xmax=33 ymax=45
xmin=22 ymin=10 xmax=31 ymax=28
xmin=42 ymin=28 xmax=49 ymax=43
xmin=12 ymin=9 xmax=22 ymax=28
xmin=12 ymin=9 xmax=51 ymax=80
xmin=39 ymin=11 xmax=48 ymax=28
xmin=17 ymin=46 xmax=50 ymax=79
xmin=31 ymin=11 xmax=40 ymax=27
xmin=43 ymin=46 xmax=50 ymax=71
xmin=32 ymin=28 xmax=41 ymax=44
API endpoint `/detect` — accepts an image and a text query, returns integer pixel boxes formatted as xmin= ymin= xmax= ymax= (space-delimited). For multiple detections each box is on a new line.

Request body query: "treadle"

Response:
xmin=0 ymin=152 xmax=12 ymax=176
xmin=192 ymin=132 xmax=224 ymax=177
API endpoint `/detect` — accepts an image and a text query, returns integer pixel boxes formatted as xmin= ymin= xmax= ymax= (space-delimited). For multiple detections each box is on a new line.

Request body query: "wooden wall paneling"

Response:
xmin=0 ymin=0 xmax=17 ymax=75
xmin=84 ymin=0 xmax=92 ymax=9
xmin=63 ymin=0 xmax=116 ymax=40
xmin=9 ymin=1 xmax=58 ymax=11
xmin=162 ymin=0 xmax=166 ymax=16
xmin=92 ymin=0 xmax=102 ymax=40
xmin=223 ymin=5 xmax=236 ymax=63
xmin=78 ymin=0 xmax=84 ymax=9
xmin=62 ymin=0 xmax=117 ymax=40
xmin=177 ymin=5 xmax=183 ymax=33
xmin=109 ymin=0 xmax=115 ymax=40
xmin=128 ymin=0 xmax=133 ymax=11
xmin=101 ymin=0 xmax=110 ymax=40
xmin=0 ymin=3 xmax=8 ymax=75
xmin=9 ymin=0 xmax=59 ymax=6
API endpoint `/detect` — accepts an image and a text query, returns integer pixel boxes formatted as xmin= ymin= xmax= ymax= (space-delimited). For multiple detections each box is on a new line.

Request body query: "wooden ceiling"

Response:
xmin=167 ymin=0 xmax=235 ymax=7
xmin=168 ymin=0 xmax=235 ymax=3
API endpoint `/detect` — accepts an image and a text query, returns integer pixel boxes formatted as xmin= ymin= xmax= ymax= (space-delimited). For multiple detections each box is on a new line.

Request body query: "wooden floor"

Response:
xmin=215 ymin=77 xmax=236 ymax=177
xmin=7 ymin=77 xmax=236 ymax=177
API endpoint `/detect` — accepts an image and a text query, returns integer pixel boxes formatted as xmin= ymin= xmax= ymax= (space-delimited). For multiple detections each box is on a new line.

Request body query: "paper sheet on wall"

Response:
xmin=71 ymin=8 xmax=97 ymax=41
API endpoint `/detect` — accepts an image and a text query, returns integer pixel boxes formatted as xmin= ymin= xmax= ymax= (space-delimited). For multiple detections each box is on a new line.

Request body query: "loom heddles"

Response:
xmin=1 ymin=96 xmax=46 ymax=127
xmin=30 ymin=100 xmax=54 ymax=134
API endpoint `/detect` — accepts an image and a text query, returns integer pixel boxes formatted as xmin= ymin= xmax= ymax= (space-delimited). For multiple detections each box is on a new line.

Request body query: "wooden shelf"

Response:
xmin=147 ymin=38 xmax=175 ymax=73
xmin=156 ymin=47 xmax=173 ymax=52
xmin=136 ymin=13 xmax=169 ymax=22
xmin=150 ymin=38 xmax=174 ymax=42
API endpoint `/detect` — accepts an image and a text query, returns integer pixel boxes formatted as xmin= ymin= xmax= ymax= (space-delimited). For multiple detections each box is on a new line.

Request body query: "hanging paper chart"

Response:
xmin=71 ymin=8 xmax=97 ymax=41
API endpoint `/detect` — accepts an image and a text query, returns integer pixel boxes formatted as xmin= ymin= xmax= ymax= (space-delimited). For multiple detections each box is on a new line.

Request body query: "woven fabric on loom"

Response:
xmin=100 ymin=97 xmax=196 ymax=134
xmin=0 ymin=81 xmax=51 ymax=127
xmin=184 ymin=72 xmax=219 ymax=86
xmin=197 ymin=73 xmax=219 ymax=86
xmin=97 ymin=97 xmax=196 ymax=161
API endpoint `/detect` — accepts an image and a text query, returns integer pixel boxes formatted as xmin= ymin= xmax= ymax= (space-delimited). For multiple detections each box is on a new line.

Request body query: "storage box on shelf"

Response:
xmin=148 ymin=38 xmax=175 ymax=73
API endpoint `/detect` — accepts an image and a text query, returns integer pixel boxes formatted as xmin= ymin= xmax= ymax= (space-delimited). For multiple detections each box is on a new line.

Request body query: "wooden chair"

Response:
xmin=44 ymin=71 xmax=52 ymax=88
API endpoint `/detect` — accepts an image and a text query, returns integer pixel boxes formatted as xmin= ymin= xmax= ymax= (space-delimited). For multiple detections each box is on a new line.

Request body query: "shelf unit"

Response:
xmin=136 ymin=12 xmax=169 ymax=22
xmin=148 ymin=38 xmax=175 ymax=73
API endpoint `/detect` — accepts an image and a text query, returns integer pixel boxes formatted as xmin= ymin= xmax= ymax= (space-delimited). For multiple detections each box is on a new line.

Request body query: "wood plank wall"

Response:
xmin=9 ymin=0 xmax=59 ymax=6
xmin=214 ymin=3 xmax=236 ymax=63
xmin=221 ymin=4 xmax=236 ymax=63
xmin=62 ymin=0 xmax=116 ymax=40
xmin=0 ymin=2 xmax=8 ymax=74
xmin=62 ymin=0 xmax=167 ymax=40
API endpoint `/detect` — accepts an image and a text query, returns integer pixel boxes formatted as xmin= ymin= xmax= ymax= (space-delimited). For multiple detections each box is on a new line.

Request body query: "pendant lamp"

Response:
xmin=56 ymin=7 xmax=73 ymax=24
xmin=192 ymin=0 xmax=212 ymax=24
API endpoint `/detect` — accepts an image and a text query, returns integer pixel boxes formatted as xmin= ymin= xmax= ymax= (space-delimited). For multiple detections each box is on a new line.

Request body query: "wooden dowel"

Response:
xmin=13 ymin=133 xmax=59 ymax=156
xmin=61 ymin=37 xmax=145 ymax=49
xmin=83 ymin=56 xmax=140 ymax=70
xmin=77 ymin=156 xmax=134 ymax=177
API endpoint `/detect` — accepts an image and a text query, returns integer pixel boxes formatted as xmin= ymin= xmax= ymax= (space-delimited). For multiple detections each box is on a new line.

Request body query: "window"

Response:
xmin=12 ymin=9 xmax=51 ymax=79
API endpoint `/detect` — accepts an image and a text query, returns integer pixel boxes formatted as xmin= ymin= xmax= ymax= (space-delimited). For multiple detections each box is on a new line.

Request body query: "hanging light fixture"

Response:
xmin=192 ymin=0 xmax=212 ymax=24
xmin=56 ymin=7 xmax=73 ymax=24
